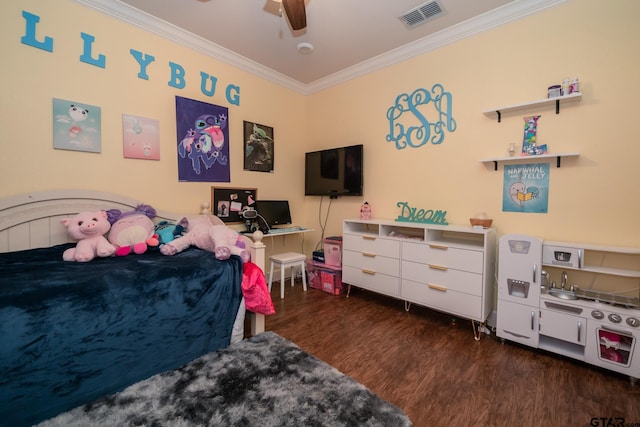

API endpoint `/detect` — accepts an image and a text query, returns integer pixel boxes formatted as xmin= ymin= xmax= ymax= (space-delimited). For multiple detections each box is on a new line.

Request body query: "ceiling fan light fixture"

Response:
xmin=297 ymin=42 xmax=314 ymax=54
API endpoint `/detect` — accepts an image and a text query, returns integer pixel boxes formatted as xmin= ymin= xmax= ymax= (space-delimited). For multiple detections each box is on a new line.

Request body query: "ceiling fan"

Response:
xmin=275 ymin=0 xmax=307 ymax=31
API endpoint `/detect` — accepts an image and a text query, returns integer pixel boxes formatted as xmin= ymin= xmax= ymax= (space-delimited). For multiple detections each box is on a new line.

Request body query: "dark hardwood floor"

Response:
xmin=262 ymin=280 xmax=640 ymax=427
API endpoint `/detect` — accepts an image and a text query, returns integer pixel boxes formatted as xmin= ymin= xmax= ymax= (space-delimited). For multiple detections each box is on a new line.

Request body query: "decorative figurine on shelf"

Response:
xmin=360 ymin=201 xmax=372 ymax=220
xmin=521 ymin=115 xmax=547 ymax=156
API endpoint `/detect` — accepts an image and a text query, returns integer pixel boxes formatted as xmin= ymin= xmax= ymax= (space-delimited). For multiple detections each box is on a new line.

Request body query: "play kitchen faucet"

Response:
xmin=543 ymin=270 xmax=579 ymax=301
xmin=543 ymin=270 xmax=575 ymax=292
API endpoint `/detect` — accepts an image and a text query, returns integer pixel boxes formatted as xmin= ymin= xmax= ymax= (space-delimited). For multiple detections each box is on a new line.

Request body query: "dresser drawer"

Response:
xmin=343 ymin=265 xmax=401 ymax=297
xmin=402 ymin=279 xmax=483 ymax=320
xmin=402 ymin=260 xmax=483 ymax=296
xmin=343 ymin=250 xmax=400 ymax=277
xmin=403 ymin=241 xmax=484 ymax=273
xmin=343 ymin=234 xmax=400 ymax=258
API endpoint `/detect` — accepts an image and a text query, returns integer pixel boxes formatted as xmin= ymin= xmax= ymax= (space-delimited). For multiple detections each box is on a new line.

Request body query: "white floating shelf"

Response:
xmin=480 ymin=152 xmax=580 ymax=171
xmin=483 ymin=92 xmax=582 ymax=122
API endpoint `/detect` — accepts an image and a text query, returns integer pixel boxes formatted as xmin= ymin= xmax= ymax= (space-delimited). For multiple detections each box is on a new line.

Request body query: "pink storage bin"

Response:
xmin=306 ymin=260 xmax=343 ymax=295
xmin=323 ymin=237 xmax=342 ymax=267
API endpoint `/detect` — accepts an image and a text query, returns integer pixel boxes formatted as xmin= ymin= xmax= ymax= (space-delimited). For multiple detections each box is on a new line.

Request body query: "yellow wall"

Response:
xmin=0 ymin=0 xmax=307 ymax=206
xmin=0 ymin=0 xmax=312 ymax=257
xmin=306 ymin=0 xmax=640 ymax=247
xmin=1 ymin=0 xmax=639 ymax=252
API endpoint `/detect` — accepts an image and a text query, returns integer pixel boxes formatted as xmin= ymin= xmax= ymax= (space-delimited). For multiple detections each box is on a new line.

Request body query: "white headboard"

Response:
xmin=0 ymin=189 xmax=179 ymax=252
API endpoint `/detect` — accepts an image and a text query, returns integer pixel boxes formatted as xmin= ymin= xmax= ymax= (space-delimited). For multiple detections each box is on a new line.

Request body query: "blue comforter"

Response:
xmin=0 ymin=244 xmax=243 ymax=426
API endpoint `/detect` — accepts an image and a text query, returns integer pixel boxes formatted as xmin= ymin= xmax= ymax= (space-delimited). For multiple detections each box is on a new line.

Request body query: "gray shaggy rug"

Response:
xmin=38 ymin=331 xmax=412 ymax=426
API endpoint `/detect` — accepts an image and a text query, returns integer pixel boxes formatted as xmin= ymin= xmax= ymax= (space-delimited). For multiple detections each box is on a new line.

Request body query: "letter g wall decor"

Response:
xmin=386 ymin=84 xmax=457 ymax=150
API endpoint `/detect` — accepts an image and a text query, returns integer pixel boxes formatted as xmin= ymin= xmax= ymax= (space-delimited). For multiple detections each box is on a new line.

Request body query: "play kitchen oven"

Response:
xmin=540 ymin=288 xmax=640 ymax=378
xmin=584 ymin=293 xmax=640 ymax=375
xmin=498 ymin=236 xmax=640 ymax=380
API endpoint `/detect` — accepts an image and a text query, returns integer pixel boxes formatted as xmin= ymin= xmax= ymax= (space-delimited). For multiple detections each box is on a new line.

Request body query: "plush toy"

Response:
xmin=107 ymin=204 xmax=159 ymax=256
xmin=155 ymin=220 xmax=185 ymax=246
xmin=61 ymin=211 xmax=116 ymax=262
xmin=160 ymin=215 xmax=249 ymax=262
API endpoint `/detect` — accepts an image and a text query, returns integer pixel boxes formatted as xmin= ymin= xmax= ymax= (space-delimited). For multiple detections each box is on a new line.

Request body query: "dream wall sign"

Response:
xmin=395 ymin=201 xmax=448 ymax=225
xmin=19 ymin=10 xmax=241 ymax=106
xmin=386 ymin=84 xmax=457 ymax=150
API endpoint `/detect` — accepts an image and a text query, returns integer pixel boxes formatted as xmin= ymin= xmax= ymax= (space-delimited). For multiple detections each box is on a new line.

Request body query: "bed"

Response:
xmin=0 ymin=190 xmax=267 ymax=427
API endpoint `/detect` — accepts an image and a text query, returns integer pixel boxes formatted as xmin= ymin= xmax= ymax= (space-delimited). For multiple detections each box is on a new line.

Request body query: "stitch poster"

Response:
xmin=53 ymin=98 xmax=101 ymax=153
xmin=502 ymin=163 xmax=550 ymax=213
xmin=175 ymin=96 xmax=229 ymax=182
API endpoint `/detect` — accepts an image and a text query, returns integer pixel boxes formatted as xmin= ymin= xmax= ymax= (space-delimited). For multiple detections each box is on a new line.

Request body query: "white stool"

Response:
xmin=268 ymin=252 xmax=307 ymax=299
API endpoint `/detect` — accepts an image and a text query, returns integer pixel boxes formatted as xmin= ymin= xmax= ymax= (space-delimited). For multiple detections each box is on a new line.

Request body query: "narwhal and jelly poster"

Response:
xmin=502 ymin=163 xmax=550 ymax=213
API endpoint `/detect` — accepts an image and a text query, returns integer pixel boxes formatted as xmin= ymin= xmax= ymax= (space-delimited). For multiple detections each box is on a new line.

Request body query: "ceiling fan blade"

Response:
xmin=282 ymin=0 xmax=306 ymax=30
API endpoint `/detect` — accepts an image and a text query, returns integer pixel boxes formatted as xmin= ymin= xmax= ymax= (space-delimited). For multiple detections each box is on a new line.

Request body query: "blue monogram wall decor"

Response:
xmin=396 ymin=202 xmax=448 ymax=225
xmin=386 ymin=84 xmax=456 ymax=150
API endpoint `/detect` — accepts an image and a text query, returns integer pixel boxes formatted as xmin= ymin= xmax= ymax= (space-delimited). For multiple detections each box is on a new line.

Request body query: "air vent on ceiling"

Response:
xmin=399 ymin=1 xmax=444 ymax=29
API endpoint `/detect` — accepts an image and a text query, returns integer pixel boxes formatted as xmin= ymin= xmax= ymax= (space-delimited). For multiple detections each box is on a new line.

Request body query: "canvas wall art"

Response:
xmin=175 ymin=96 xmax=230 ymax=182
xmin=53 ymin=98 xmax=101 ymax=153
xmin=122 ymin=114 xmax=160 ymax=160
xmin=502 ymin=163 xmax=550 ymax=213
xmin=243 ymin=121 xmax=274 ymax=172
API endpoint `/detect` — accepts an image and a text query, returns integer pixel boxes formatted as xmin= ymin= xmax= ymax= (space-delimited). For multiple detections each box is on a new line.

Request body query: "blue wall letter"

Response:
xmin=168 ymin=62 xmax=186 ymax=89
xmin=226 ymin=84 xmax=240 ymax=106
xmin=199 ymin=71 xmax=218 ymax=96
xmin=21 ymin=11 xmax=53 ymax=52
xmin=130 ymin=49 xmax=155 ymax=80
xmin=79 ymin=32 xmax=106 ymax=68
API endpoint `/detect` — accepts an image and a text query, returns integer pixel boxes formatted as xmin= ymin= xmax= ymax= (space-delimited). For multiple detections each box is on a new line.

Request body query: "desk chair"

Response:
xmin=268 ymin=252 xmax=307 ymax=299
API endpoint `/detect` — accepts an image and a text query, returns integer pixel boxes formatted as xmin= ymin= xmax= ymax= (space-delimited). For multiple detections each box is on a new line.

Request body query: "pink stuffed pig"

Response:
xmin=61 ymin=211 xmax=116 ymax=262
xmin=160 ymin=215 xmax=249 ymax=262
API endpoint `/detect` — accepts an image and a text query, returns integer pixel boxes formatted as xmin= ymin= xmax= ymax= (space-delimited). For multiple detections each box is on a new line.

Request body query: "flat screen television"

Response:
xmin=304 ymin=144 xmax=363 ymax=197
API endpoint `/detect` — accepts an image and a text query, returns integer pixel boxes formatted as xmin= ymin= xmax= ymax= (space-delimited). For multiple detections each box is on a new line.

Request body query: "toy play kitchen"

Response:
xmin=497 ymin=235 xmax=640 ymax=381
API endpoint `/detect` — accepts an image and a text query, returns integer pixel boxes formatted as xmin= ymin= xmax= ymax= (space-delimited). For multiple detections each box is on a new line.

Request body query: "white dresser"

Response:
xmin=343 ymin=219 xmax=496 ymax=328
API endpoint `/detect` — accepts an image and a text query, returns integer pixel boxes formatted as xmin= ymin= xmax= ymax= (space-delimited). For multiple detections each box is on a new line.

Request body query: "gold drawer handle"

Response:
xmin=363 ymin=252 xmax=376 ymax=257
xmin=428 ymin=284 xmax=447 ymax=292
xmin=428 ymin=264 xmax=448 ymax=271
xmin=363 ymin=235 xmax=376 ymax=241
xmin=362 ymin=269 xmax=376 ymax=275
xmin=429 ymin=243 xmax=448 ymax=250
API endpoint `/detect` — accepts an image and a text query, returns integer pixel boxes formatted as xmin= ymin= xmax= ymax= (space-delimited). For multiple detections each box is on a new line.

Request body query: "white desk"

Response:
xmin=263 ymin=227 xmax=313 ymax=237
xmin=245 ymin=228 xmax=313 ymax=254
xmin=243 ymin=228 xmax=313 ymax=237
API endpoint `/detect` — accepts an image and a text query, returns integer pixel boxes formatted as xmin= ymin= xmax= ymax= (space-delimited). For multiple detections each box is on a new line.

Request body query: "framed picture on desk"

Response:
xmin=211 ymin=187 xmax=257 ymax=223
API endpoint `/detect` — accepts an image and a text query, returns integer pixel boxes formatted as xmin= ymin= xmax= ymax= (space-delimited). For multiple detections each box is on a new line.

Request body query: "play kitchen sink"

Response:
xmin=543 ymin=270 xmax=579 ymax=300
xmin=547 ymin=288 xmax=578 ymax=300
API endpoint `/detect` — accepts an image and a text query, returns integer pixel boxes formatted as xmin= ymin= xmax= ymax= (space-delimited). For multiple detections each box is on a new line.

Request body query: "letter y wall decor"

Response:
xmin=386 ymin=84 xmax=457 ymax=150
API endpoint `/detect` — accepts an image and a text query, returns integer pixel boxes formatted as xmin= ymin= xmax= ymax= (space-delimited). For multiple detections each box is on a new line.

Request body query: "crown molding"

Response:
xmin=305 ymin=0 xmax=567 ymax=94
xmin=75 ymin=0 xmax=567 ymax=96
xmin=74 ymin=0 xmax=308 ymax=93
